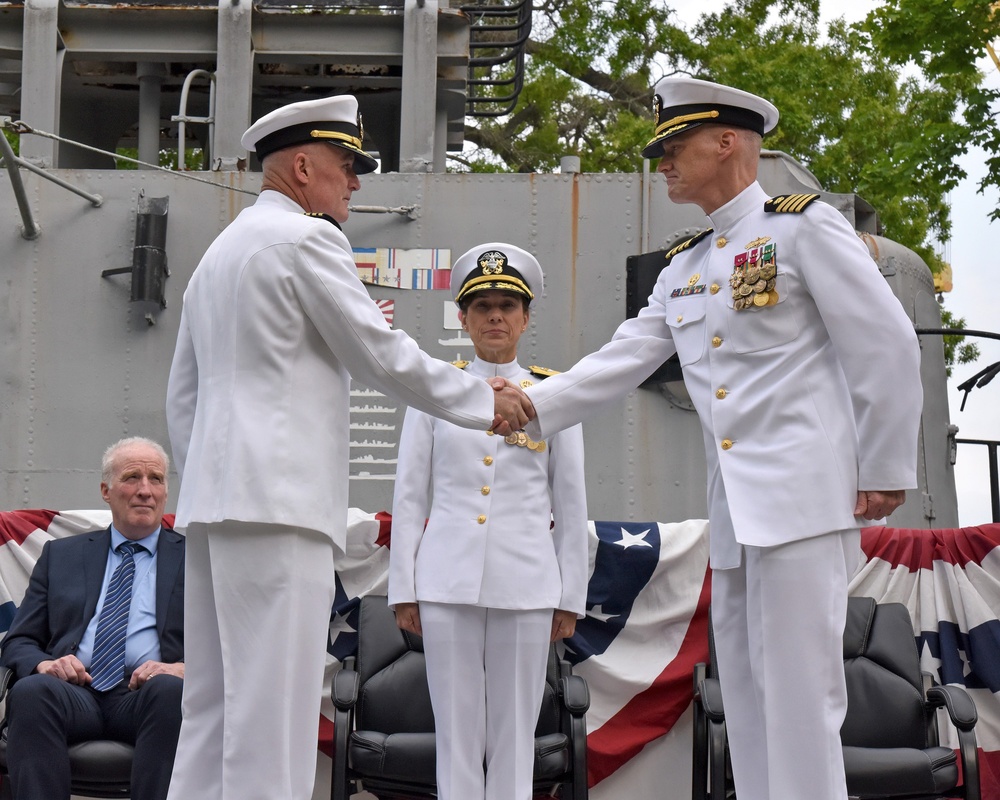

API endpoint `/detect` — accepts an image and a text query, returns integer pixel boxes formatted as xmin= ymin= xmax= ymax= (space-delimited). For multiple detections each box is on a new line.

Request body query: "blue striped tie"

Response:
xmin=90 ymin=542 xmax=143 ymax=692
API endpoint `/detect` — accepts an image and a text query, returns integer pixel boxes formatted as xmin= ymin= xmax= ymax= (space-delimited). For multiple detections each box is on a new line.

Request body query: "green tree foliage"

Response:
xmin=864 ymin=0 xmax=1000 ymax=222
xmin=1 ymin=127 xmax=18 ymax=156
xmin=684 ymin=0 xmax=969 ymax=274
xmin=114 ymin=146 xmax=206 ymax=171
xmin=461 ymin=0 xmax=986 ymax=368
xmin=462 ymin=0 xmax=686 ymax=173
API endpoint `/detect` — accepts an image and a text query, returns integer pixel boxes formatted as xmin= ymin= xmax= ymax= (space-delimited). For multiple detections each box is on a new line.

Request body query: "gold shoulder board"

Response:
xmin=451 ymin=360 xmax=470 ymax=369
xmin=528 ymin=365 xmax=560 ymax=378
xmin=764 ymin=194 xmax=820 ymax=213
xmin=303 ymin=211 xmax=342 ymax=229
xmin=664 ymin=229 xmax=713 ymax=265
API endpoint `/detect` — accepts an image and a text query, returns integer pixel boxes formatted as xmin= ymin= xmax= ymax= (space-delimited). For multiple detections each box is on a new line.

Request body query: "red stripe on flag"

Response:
xmin=0 ymin=510 xmax=59 ymax=546
xmin=586 ymin=565 xmax=713 ymax=787
xmin=317 ymin=714 xmax=334 ymax=758
xmin=375 ymin=511 xmax=393 ymax=548
xmin=861 ymin=525 xmax=1000 ymax=571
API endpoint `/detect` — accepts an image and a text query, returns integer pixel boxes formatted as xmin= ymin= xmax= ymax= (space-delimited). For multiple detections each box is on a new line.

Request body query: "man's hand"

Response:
xmin=36 ymin=655 xmax=90 ymax=685
xmin=393 ymin=602 xmax=422 ymax=635
xmin=854 ymin=489 xmax=906 ymax=521
xmin=551 ymin=609 xmax=577 ymax=642
xmin=488 ymin=377 xmax=535 ymax=435
xmin=128 ymin=660 xmax=185 ymax=690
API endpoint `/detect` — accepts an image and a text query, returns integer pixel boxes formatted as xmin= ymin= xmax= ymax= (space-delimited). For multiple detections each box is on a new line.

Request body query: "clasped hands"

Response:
xmin=36 ymin=654 xmax=185 ymax=690
xmin=488 ymin=377 xmax=536 ymax=436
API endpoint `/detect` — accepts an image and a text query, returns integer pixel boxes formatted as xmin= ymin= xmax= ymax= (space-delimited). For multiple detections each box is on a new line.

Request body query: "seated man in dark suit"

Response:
xmin=0 ymin=436 xmax=185 ymax=800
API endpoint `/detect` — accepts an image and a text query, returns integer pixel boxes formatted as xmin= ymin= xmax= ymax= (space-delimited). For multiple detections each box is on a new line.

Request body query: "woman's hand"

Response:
xmin=394 ymin=602 xmax=422 ymax=635
xmin=551 ymin=609 xmax=577 ymax=641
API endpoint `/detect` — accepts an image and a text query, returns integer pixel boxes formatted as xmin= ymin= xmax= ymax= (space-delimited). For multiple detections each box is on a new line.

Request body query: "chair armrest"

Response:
xmin=0 ymin=666 xmax=12 ymax=702
xmin=926 ymin=684 xmax=978 ymax=731
xmin=693 ymin=661 xmax=707 ymax=694
xmin=332 ymin=660 xmax=359 ymax=712
xmin=560 ymin=674 xmax=590 ymax=716
xmin=698 ymin=677 xmax=726 ymax=723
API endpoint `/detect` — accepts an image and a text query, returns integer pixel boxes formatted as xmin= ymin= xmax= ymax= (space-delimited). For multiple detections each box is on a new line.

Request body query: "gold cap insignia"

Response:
xmin=479 ymin=250 xmax=507 ymax=276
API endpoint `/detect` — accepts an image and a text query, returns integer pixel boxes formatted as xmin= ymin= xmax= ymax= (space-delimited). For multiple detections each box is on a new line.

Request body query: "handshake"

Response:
xmin=488 ymin=377 xmax=536 ymax=435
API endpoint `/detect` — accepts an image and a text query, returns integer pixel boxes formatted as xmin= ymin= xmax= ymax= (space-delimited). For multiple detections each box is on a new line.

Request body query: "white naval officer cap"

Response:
xmin=641 ymin=76 xmax=779 ymax=159
xmin=240 ymin=94 xmax=379 ymax=174
xmin=451 ymin=243 xmax=544 ymax=306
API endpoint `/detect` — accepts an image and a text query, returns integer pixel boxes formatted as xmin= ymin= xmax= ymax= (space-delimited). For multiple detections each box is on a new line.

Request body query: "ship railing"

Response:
xmin=919 ymin=326 xmax=1000 ymax=524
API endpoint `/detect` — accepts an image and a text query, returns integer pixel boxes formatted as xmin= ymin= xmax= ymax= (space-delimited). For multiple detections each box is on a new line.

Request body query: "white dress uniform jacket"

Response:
xmin=166 ymin=190 xmax=496 ymax=548
xmin=527 ymin=182 xmax=922 ymax=567
xmin=389 ymin=357 xmax=589 ymax=614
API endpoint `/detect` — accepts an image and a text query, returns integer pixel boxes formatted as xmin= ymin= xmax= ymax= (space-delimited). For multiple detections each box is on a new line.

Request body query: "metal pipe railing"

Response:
xmin=0 ymin=122 xmax=42 ymax=240
xmin=917 ymin=326 xmax=1000 ymax=523
xmin=172 ymin=69 xmax=216 ymax=170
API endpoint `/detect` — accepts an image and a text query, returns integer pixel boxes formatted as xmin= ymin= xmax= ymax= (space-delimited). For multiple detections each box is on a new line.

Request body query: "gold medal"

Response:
xmin=761 ymin=264 xmax=776 ymax=280
xmin=739 ymin=283 xmax=752 ymax=297
xmin=767 ymin=290 xmax=779 ymax=305
xmin=753 ymin=279 xmax=767 ymax=293
xmin=517 ymin=432 xmax=528 ymax=447
xmin=753 ymin=292 xmax=769 ymax=307
xmin=746 ymin=267 xmax=761 ymax=283
xmin=765 ymin=278 xmax=776 ymax=291
xmin=526 ymin=439 xmax=539 ymax=451
xmin=505 ymin=433 xmax=519 ymax=445
xmin=535 ymin=440 xmax=547 ymax=453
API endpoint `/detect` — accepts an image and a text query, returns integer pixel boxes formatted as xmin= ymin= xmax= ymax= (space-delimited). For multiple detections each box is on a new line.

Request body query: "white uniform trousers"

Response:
xmin=420 ymin=603 xmax=552 ymax=800
xmin=711 ymin=528 xmax=861 ymax=800
xmin=166 ymin=521 xmax=337 ymax=800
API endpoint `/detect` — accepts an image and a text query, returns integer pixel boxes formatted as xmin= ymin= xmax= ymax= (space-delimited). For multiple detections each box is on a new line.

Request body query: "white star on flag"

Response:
xmin=589 ymin=604 xmax=619 ymax=622
xmin=329 ymin=610 xmax=357 ymax=646
xmin=615 ymin=527 xmax=653 ymax=549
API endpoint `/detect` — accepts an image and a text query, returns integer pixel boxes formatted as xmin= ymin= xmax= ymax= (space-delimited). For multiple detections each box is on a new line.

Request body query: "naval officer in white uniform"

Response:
xmin=165 ymin=96 xmax=533 ymax=800
xmin=519 ymin=77 xmax=923 ymax=800
xmin=389 ymin=243 xmax=589 ymax=800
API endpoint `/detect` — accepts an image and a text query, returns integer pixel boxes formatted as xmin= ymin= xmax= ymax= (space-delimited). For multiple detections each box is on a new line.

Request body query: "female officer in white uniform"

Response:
xmin=389 ymin=243 xmax=589 ymax=800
